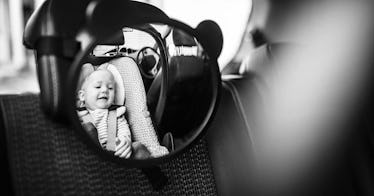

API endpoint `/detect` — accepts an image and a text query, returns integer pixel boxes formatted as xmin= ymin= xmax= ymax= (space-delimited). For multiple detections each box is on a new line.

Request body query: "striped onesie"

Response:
xmin=89 ymin=107 xmax=130 ymax=148
xmin=78 ymin=106 xmax=131 ymax=149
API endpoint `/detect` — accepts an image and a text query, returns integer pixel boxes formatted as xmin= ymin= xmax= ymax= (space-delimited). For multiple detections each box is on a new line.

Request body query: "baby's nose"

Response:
xmin=100 ymin=86 xmax=109 ymax=93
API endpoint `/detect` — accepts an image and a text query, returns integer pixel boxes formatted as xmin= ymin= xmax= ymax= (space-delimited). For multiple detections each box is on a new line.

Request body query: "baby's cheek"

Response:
xmin=109 ymin=95 xmax=115 ymax=104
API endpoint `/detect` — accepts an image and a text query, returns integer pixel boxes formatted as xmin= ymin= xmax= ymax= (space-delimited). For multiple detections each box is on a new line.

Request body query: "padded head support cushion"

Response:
xmin=22 ymin=0 xmax=89 ymax=122
xmin=23 ymin=0 xmax=90 ymax=49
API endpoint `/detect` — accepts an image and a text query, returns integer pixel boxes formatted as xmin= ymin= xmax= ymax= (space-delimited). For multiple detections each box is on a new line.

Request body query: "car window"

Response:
xmin=146 ymin=0 xmax=252 ymax=69
xmin=0 ymin=0 xmax=252 ymax=94
xmin=0 ymin=0 xmax=40 ymax=94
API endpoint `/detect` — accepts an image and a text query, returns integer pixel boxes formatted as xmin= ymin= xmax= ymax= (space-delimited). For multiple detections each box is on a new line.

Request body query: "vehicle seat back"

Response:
xmin=205 ymin=43 xmax=277 ymax=195
xmin=0 ymin=94 xmax=218 ymax=195
xmin=206 ymin=42 xmax=358 ymax=195
xmin=147 ymin=29 xmax=213 ymax=139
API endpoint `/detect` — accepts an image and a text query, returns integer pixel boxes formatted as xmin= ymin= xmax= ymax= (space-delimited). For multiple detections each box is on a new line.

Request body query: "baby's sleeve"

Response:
xmin=116 ymin=107 xmax=131 ymax=141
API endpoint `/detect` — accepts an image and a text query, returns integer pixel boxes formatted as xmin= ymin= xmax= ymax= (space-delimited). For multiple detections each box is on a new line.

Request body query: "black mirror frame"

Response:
xmin=27 ymin=0 xmax=221 ymax=168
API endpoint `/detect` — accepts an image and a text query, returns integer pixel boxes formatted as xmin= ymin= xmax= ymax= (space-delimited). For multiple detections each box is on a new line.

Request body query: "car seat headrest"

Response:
xmin=98 ymin=30 xmax=125 ymax=45
xmin=172 ymin=29 xmax=197 ymax=46
xmin=239 ymin=44 xmax=271 ymax=75
xmin=238 ymin=43 xmax=298 ymax=76
xmin=140 ymin=56 xmax=157 ymax=73
xmin=251 ymin=29 xmax=268 ymax=47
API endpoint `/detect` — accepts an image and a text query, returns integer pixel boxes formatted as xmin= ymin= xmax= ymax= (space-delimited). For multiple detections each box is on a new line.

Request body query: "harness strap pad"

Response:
xmin=106 ymin=110 xmax=117 ymax=152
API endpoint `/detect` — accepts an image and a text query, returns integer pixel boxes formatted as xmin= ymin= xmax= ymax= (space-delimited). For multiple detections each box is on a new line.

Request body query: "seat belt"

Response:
xmin=80 ymin=109 xmax=117 ymax=151
xmin=82 ymin=108 xmax=168 ymax=190
xmin=106 ymin=110 xmax=117 ymax=152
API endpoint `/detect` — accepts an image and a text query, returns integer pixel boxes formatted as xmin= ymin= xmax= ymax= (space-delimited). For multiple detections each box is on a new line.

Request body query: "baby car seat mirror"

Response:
xmin=71 ymin=22 xmax=221 ymax=167
xmin=25 ymin=0 xmax=222 ymax=168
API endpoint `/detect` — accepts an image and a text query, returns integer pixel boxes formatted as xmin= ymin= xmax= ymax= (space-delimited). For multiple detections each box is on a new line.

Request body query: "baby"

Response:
xmin=77 ymin=68 xmax=151 ymax=159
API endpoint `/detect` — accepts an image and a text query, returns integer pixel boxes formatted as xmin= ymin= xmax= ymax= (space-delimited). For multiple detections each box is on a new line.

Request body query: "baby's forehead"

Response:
xmin=81 ymin=70 xmax=116 ymax=90
xmin=87 ymin=69 xmax=115 ymax=82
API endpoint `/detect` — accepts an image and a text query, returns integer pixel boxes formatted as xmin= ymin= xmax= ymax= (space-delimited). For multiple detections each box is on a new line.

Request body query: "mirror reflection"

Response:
xmin=76 ymin=24 xmax=213 ymax=160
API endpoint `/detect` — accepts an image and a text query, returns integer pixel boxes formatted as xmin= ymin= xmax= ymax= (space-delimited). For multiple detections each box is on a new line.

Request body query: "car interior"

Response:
xmin=1 ymin=0 xmax=374 ymax=195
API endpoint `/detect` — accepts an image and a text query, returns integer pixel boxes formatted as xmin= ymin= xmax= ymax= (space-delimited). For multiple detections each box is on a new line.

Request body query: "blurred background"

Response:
xmin=0 ymin=0 xmax=252 ymax=94
xmin=0 ymin=0 xmax=44 ymax=94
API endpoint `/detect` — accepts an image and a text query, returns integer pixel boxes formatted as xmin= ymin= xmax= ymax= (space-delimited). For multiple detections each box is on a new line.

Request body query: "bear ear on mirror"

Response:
xmin=195 ymin=20 xmax=223 ymax=59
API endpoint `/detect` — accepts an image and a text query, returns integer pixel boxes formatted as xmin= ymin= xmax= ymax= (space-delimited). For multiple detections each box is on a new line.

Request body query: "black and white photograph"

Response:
xmin=1 ymin=0 xmax=374 ymax=195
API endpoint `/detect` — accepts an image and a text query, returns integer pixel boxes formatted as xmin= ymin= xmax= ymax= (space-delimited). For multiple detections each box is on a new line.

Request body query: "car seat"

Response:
xmin=80 ymin=56 xmax=170 ymax=156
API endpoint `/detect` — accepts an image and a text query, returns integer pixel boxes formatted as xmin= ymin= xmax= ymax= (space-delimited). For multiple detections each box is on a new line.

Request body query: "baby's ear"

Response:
xmin=78 ymin=90 xmax=85 ymax=102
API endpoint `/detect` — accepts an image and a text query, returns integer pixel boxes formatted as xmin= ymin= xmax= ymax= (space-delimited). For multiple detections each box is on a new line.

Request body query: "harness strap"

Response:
xmin=35 ymin=36 xmax=80 ymax=59
xmin=106 ymin=110 xmax=117 ymax=152
xmin=81 ymin=114 xmax=94 ymax=125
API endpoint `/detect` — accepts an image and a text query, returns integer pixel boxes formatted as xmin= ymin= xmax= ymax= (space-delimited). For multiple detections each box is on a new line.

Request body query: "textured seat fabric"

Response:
xmin=0 ymin=94 xmax=217 ymax=195
xmin=207 ymin=43 xmax=358 ymax=196
xmin=206 ymin=78 xmax=257 ymax=196
xmin=205 ymin=45 xmax=274 ymax=195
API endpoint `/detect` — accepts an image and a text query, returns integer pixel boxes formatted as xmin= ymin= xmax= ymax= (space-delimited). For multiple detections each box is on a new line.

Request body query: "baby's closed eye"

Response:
xmin=108 ymin=84 xmax=114 ymax=90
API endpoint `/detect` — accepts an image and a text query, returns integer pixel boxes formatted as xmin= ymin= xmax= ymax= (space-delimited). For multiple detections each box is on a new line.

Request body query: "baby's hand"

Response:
xmin=114 ymin=137 xmax=132 ymax=158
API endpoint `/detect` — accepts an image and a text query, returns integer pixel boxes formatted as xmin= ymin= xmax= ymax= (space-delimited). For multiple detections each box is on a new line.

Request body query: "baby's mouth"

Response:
xmin=98 ymin=95 xmax=108 ymax=100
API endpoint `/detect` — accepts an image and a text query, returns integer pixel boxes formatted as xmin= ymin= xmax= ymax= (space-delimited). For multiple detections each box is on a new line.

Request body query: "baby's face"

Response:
xmin=81 ymin=70 xmax=116 ymax=110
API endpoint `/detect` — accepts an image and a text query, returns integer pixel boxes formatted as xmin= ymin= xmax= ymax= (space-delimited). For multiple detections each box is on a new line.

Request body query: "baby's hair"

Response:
xmin=80 ymin=68 xmax=115 ymax=91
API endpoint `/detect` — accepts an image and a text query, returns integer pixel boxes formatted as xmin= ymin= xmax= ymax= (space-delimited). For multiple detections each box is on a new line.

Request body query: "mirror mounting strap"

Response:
xmin=141 ymin=166 xmax=168 ymax=190
xmin=35 ymin=36 xmax=80 ymax=59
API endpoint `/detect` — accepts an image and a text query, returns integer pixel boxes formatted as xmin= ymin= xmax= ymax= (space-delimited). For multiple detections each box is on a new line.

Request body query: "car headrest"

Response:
xmin=147 ymin=55 xmax=209 ymax=138
xmin=22 ymin=0 xmax=88 ymax=122
xmin=238 ymin=43 xmax=299 ymax=76
xmin=22 ymin=1 xmax=49 ymax=49
xmin=140 ymin=56 xmax=157 ymax=74
xmin=23 ymin=0 xmax=90 ymax=50
xmin=99 ymin=30 xmax=125 ymax=45
xmin=251 ymin=29 xmax=268 ymax=47
xmin=238 ymin=44 xmax=271 ymax=75
xmin=172 ymin=29 xmax=197 ymax=46
xmin=169 ymin=56 xmax=205 ymax=81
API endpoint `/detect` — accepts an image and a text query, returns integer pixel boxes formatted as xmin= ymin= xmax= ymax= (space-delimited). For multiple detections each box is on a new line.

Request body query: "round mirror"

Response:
xmin=69 ymin=22 xmax=221 ymax=166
